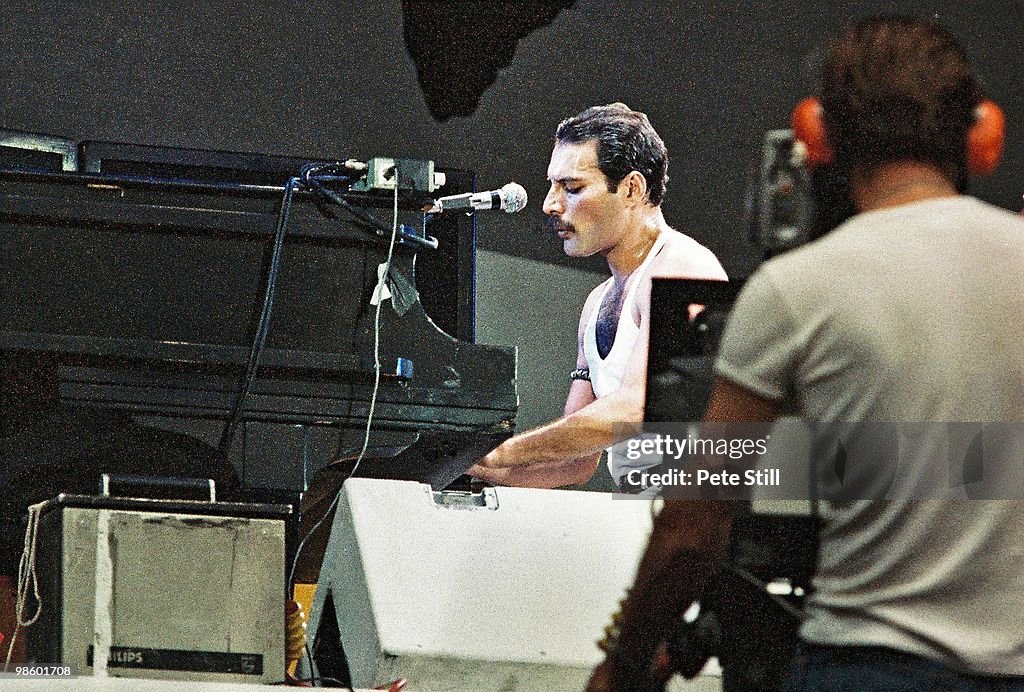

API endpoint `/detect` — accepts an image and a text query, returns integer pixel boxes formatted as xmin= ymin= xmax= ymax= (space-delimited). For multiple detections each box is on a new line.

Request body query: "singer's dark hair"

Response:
xmin=555 ymin=103 xmax=669 ymax=206
xmin=820 ymin=15 xmax=982 ymax=187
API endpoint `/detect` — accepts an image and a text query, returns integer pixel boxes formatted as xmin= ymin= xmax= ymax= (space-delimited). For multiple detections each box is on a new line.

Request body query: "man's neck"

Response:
xmin=851 ymin=161 xmax=959 ymax=212
xmin=605 ymin=208 xmax=667 ymax=281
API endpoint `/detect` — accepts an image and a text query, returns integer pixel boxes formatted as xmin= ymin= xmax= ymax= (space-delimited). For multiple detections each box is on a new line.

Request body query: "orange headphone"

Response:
xmin=791 ymin=96 xmax=1005 ymax=176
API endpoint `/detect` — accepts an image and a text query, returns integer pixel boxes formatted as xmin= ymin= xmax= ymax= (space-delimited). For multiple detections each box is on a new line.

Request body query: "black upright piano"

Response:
xmin=0 ymin=156 xmax=518 ymax=528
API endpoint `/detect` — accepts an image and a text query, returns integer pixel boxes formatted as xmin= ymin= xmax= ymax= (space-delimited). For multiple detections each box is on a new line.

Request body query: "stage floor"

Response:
xmin=1 ymin=673 xmax=722 ymax=691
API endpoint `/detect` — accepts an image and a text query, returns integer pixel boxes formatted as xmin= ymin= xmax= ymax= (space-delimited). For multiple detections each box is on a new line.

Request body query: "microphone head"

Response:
xmin=499 ymin=182 xmax=528 ymax=213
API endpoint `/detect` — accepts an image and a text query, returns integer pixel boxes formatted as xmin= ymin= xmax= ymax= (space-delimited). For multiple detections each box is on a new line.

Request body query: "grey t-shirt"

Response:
xmin=716 ymin=196 xmax=1024 ymax=676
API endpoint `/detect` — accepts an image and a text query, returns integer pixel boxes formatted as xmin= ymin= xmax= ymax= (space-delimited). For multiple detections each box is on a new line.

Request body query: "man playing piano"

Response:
xmin=468 ymin=103 xmax=726 ymax=490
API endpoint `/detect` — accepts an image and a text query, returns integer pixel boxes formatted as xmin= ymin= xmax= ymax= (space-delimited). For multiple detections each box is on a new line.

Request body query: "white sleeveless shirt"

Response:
xmin=583 ymin=233 xmax=667 ymax=489
xmin=583 ymin=232 xmax=666 ymax=398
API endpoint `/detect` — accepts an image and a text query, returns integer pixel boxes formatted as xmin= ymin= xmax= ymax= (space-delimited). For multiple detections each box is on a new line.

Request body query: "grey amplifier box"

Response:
xmin=304 ymin=479 xmax=700 ymax=691
xmin=27 ymin=495 xmax=289 ymax=683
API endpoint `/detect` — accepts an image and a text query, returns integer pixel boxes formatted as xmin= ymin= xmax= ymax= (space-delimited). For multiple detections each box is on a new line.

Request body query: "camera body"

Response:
xmin=749 ymin=129 xmax=857 ymax=258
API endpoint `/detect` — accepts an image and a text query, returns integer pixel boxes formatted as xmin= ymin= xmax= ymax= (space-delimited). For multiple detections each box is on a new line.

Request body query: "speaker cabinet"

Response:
xmin=27 ymin=495 xmax=288 ymax=683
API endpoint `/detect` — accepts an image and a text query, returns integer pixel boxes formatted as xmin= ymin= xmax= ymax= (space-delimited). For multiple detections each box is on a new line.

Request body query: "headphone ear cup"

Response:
xmin=967 ymin=100 xmax=1005 ymax=176
xmin=792 ymin=97 xmax=834 ymax=167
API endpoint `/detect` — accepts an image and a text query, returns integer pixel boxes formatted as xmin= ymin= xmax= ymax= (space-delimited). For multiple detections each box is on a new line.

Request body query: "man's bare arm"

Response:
xmin=591 ymin=377 xmax=782 ymax=690
xmin=468 ymin=452 xmax=603 ymax=487
xmin=474 ymin=268 xmax=653 ymax=475
xmin=468 ymin=284 xmax=618 ymax=487
xmin=467 ymin=379 xmax=602 ymax=486
xmin=470 ymin=237 xmax=726 ymax=487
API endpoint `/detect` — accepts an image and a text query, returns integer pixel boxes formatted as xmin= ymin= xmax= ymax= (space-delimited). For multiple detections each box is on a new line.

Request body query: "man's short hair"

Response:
xmin=820 ymin=15 xmax=983 ymax=185
xmin=555 ymin=103 xmax=669 ymax=206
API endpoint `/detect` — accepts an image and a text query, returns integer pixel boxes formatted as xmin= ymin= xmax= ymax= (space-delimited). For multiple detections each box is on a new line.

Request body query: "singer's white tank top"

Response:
xmin=583 ymin=232 xmax=667 ymax=398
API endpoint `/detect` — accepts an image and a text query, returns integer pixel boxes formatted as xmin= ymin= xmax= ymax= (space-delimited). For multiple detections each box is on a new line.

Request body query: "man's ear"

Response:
xmin=620 ymin=171 xmax=649 ymax=206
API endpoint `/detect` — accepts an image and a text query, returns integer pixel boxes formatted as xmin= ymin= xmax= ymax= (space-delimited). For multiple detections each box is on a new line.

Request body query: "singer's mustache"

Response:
xmin=547 ymin=216 xmax=575 ymax=234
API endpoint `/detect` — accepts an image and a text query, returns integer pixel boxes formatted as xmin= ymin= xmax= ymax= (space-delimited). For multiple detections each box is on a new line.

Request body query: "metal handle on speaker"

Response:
xmin=99 ymin=474 xmax=216 ymax=503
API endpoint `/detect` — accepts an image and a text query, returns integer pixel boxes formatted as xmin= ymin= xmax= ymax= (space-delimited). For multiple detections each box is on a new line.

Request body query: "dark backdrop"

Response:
xmin=2 ymin=0 xmax=1020 ymax=280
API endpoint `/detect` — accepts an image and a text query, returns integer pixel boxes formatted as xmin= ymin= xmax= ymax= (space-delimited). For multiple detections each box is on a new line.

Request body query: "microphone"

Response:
xmin=428 ymin=182 xmax=528 ymax=214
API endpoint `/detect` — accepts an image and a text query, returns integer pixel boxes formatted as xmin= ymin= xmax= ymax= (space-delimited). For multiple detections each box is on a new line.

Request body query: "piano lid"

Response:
xmin=0 ymin=168 xmax=517 ymax=432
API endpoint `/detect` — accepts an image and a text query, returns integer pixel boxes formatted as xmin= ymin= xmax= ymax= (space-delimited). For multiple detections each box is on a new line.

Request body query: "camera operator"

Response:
xmin=588 ymin=15 xmax=1024 ymax=691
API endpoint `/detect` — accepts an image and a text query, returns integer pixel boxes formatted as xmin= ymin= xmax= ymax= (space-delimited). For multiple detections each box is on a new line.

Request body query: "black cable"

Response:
xmin=301 ymin=162 xmax=388 ymax=238
xmin=301 ymin=640 xmax=352 ymax=689
xmin=305 ymin=638 xmax=316 ymax=687
xmin=307 ymin=178 xmax=385 ymax=232
xmin=218 ymin=176 xmax=300 ymax=456
xmin=214 ymin=166 xmax=403 ymax=689
xmin=299 ymin=160 xmax=354 ymax=182
xmin=304 ymin=173 xmax=438 ymax=251
xmin=287 ymin=173 xmax=402 ymax=595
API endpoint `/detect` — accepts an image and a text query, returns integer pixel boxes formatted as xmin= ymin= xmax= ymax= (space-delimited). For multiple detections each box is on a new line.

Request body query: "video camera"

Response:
xmin=748 ymin=129 xmax=856 ymax=259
